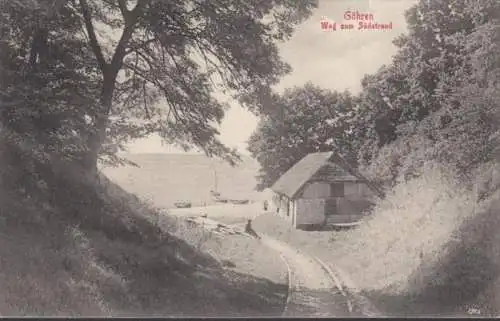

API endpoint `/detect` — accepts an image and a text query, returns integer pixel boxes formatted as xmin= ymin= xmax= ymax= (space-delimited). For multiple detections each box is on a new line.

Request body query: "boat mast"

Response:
xmin=213 ymin=167 xmax=218 ymax=192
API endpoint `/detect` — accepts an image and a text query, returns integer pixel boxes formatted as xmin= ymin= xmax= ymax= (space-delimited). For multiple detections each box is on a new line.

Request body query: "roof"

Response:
xmin=270 ymin=151 xmax=361 ymax=199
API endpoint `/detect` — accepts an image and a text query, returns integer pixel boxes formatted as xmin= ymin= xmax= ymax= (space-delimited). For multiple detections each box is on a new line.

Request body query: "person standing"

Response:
xmin=245 ymin=219 xmax=260 ymax=239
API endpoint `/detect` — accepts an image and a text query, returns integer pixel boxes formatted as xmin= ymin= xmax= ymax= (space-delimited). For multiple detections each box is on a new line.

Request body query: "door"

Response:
xmin=325 ymin=198 xmax=338 ymax=216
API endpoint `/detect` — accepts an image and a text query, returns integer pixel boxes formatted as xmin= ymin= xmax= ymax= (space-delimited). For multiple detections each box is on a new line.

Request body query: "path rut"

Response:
xmin=261 ymin=237 xmax=349 ymax=317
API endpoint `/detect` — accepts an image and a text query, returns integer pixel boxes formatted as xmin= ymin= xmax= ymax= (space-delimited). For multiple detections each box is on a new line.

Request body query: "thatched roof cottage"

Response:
xmin=270 ymin=151 xmax=380 ymax=230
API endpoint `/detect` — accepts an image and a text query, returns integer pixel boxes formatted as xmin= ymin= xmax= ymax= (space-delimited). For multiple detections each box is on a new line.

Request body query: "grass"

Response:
xmin=157 ymin=215 xmax=288 ymax=289
xmin=253 ymin=163 xmax=500 ymax=317
xmin=0 ymin=161 xmax=287 ymax=316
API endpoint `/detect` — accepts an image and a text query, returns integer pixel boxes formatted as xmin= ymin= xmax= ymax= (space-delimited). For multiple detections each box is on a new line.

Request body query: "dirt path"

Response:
xmin=260 ymin=237 xmax=350 ymax=317
xmin=167 ymin=212 xmax=349 ymax=317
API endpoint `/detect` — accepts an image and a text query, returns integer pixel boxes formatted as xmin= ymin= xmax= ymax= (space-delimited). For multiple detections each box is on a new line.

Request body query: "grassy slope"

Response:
xmin=253 ymin=166 xmax=500 ymax=317
xmin=0 ymin=166 xmax=286 ymax=316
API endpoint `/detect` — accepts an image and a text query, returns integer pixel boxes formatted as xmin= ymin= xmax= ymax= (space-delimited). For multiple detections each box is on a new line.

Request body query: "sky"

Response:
xmin=126 ymin=0 xmax=418 ymax=155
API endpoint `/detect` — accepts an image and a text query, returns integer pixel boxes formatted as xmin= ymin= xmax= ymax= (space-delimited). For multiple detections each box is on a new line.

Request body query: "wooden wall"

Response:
xmin=301 ymin=181 xmax=330 ymax=199
xmin=295 ymin=198 xmax=326 ymax=226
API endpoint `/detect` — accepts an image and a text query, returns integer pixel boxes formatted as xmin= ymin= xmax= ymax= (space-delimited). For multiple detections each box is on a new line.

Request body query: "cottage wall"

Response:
xmin=271 ymin=194 xmax=280 ymax=213
xmin=342 ymin=181 xmax=374 ymax=200
xmin=295 ymin=198 xmax=325 ymax=226
xmin=344 ymin=181 xmax=360 ymax=196
xmin=273 ymin=194 xmax=294 ymax=226
xmin=301 ymin=181 xmax=330 ymax=199
xmin=335 ymin=198 xmax=373 ymax=214
xmin=295 ymin=179 xmax=374 ymax=226
xmin=292 ymin=182 xmax=329 ymax=227
xmin=290 ymin=200 xmax=297 ymax=226
xmin=344 ymin=181 xmax=375 ymax=198
xmin=300 ymin=180 xmax=370 ymax=201
xmin=281 ymin=197 xmax=289 ymax=216
xmin=337 ymin=181 xmax=375 ymax=215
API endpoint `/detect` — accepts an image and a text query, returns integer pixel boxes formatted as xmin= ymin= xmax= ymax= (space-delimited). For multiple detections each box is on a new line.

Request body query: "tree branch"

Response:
xmin=131 ymin=0 xmax=147 ymax=16
xmin=125 ymin=37 xmax=158 ymax=55
xmin=79 ymin=0 xmax=107 ymax=71
xmin=117 ymin=0 xmax=129 ymax=18
xmin=109 ymin=0 xmax=147 ymax=74
xmin=123 ymin=61 xmax=184 ymax=125
xmin=142 ymin=80 xmax=151 ymax=119
xmin=28 ymin=0 xmax=66 ymax=69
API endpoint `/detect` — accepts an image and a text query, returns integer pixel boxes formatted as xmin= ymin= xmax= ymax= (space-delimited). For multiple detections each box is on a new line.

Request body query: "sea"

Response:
xmin=101 ymin=153 xmax=263 ymax=209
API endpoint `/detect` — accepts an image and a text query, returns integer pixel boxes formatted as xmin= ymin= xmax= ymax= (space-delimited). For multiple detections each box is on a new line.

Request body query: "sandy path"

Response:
xmin=167 ymin=208 xmax=349 ymax=316
xmin=260 ymin=237 xmax=349 ymax=317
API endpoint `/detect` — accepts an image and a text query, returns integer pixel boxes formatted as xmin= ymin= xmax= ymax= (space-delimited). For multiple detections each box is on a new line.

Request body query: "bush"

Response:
xmin=334 ymin=163 xmax=477 ymax=295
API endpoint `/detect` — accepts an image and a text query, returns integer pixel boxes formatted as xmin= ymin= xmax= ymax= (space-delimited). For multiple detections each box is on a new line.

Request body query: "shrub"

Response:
xmin=334 ymin=162 xmax=477 ymax=295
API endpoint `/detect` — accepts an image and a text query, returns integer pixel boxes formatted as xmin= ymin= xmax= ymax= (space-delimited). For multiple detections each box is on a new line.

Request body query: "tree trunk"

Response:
xmin=82 ymin=73 xmax=116 ymax=173
xmin=78 ymin=0 xmax=141 ymax=173
xmin=82 ymin=117 xmax=107 ymax=174
xmin=81 ymin=34 xmax=136 ymax=173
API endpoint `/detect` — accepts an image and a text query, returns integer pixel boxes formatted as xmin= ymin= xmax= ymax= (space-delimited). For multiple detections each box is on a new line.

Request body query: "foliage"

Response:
xmin=77 ymin=0 xmax=317 ymax=168
xmin=0 ymin=0 xmax=318 ymax=178
xmin=353 ymin=0 xmax=500 ymax=184
xmin=249 ymin=0 xmax=500 ymax=192
xmin=247 ymin=83 xmax=356 ymax=190
xmin=0 ymin=0 xmax=102 ymax=191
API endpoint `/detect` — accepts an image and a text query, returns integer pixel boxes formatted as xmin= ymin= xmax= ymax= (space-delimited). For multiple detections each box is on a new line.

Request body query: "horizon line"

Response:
xmin=117 ymin=151 xmax=253 ymax=156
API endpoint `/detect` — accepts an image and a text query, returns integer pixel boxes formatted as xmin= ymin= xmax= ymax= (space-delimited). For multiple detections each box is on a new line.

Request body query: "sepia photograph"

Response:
xmin=0 ymin=0 xmax=499 ymax=317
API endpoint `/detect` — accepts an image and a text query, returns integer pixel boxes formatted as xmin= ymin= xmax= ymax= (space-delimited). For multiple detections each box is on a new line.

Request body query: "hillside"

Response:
xmin=0 ymin=163 xmax=286 ymax=316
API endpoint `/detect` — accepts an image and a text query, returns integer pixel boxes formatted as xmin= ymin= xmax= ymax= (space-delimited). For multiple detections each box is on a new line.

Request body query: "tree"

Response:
xmin=75 ymin=0 xmax=317 ymax=171
xmin=353 ymin=0 xmax=500 ymax=183
xmin=0 ymin=0 xmax=146 ymax=171
xmin=1 ymin=0 xmax=318 ymax=175
xmin=0 ymin=0 xmax=104 ymax=190
xmin=247 ymin=83 xmax=356 ymax=190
